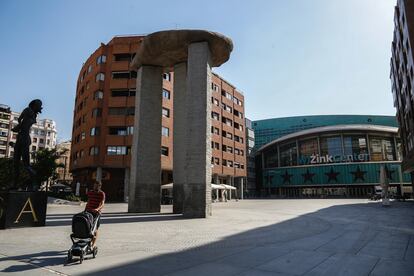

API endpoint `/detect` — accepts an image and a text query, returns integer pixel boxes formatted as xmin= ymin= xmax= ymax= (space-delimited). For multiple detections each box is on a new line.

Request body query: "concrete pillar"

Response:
xmin=129 ymin=65 xmax=163 ymax=213
xmin=123 ymin=167 xmax=130 ymax=203
xmin=173 ymin=62 xmax=187 ymax=214
xmin=96 ymin=167 xmax=102 ymax=182
xmin=182 ymin=42 xmax=212 ymax=218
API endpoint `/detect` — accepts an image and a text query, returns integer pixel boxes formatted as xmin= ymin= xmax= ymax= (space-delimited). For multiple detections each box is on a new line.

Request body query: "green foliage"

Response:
xmin=31 ymin=148 xmax=63 ymax=184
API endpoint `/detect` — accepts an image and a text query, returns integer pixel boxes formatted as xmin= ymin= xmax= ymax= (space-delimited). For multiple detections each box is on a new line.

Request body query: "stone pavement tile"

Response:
xmin=281 ymin=224 xmax=346 ymax=251
xmin=82 ymin=254 xmax=197 ymax=275
xmin=216 ymin=245 xmax=291 ymax=268
xmin=304 ymin=253 xmax=379 ymax=276
xmin=357 ymin=234 xmax=409 ymax=260
xmin=316 ymin=228 xmax=378 ymax=254
xmin=239 ymin=268 xmax=293 ymax=276
xmin=256 ymin=250 xmax=332 ymax=275
xmin=179 ymin=245 xmax=252 ymax=263
xmin=403 ymin=235 xmax=414 ymax=261
xmin=370 ymin=259 xmax=414 ymax=276
xmin=165 ymin=262 xmax=247 ymax=276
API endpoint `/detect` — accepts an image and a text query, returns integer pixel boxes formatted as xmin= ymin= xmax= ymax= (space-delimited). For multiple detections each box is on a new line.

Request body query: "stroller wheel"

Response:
xmin=67 ymin=250 xmax=72 ymax=262
xmin=93 ymin=246 xmax=98 ymax=258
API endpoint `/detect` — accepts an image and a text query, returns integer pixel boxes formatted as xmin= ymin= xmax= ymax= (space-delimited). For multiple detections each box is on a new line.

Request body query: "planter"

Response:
xmin=0 ymin=191 xmax=47 ymax=229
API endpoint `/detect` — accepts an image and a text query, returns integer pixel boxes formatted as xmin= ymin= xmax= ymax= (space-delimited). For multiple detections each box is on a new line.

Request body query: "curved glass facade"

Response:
xmin=263 ymin=131 xmax=399 ymax=168
xmin=256 ymin=125 xmax=412 ymax=197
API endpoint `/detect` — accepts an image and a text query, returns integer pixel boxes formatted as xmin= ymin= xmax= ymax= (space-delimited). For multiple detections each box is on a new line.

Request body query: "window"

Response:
xmin=211 ymin=83 xmax=219 ymax=92
xmin=94 ymin=91 xmax=104 ymax=100
xmin=369 ymin=136 xmax=396 ymax=161
xmin=81 ymin=132 xmax=85 ymax=140
xmin=212 ymin=157 xmax=220 ymax=165
xmin=47 ymin=131 xmax=51 ymax=136
xmin=211 ymin=141 xmax=220 ymax=150
xmin=320 ymin=136 xmax=342 ymax=157
xmin=162 ymin=108 xmax=170 ymax=118
xmin=80 ymin=150 xmax=84 ymax=157
xmin=107 ymin=146 xmax=129 ymax=155
xmin=161 ymin=146 xmax=169 ymax=156
xmin=114 ymin=53 xmax=132 ymax=62
xmin=222 ymin=117 xmax=233 ymax=126
xmin=163 ymin=73 xmax=171 ymax=81
xmin=343 ymin=135 xmax=368 ymax=161
xmin=90 ymin=127 xmax=100 ymax=136
xmin=112 ymin=71 xmax=137 ymax=79
xmin=96 ymin=55 xmax=106 ymax=64
xmin=89 ymin=146 xmax=99 ymax=156
xmin=39 ymin=138 xmax=44 ymax=144
xmin=108 ymin=107 xmax=135 ymax=116
xmin=95 ymin=73 xmax=105 ymax=82
xmin=33 ymin=137 xmax=37 ymax=143
xmin=223 ymin=145 xmax=233 ymax=153
xmin=32 ymin=146 xmax=36 ymax=151
xmin=211 ymin=97 xmax=219 ymax=106
xmin=111 ymin=89 xmax=136 ymax=97
xmin=211 ymin=112 xmax=220 ymax=120
xmin=298 ymin=138 xmax=318 ymax=165
xmin=162 ymin=89 xmax=170 ymax=99
xmin=211 ymin=126 xmax=220 ymax=135
xmin=234 ymin=135 xmax=243 ymax=143
xmin=222 ymin=131 xmax=233 ymax=140
xmin=162 ymin=126 xmax=169 ymax=137
xmin=88 ymin=65 xmax=92 ymax=73
xmin=108 ymin=126 xmax=133 ymax=136
xmin=280 ymin=142 xmax=297 ymax=167
xmin=222 ymin=90 xmax=232 ymax=100
xmin=92 ymin=108 xmax=102 ymax=117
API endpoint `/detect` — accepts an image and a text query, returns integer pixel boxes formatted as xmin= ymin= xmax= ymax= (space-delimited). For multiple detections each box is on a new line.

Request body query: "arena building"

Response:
xmin=254 ymin=115 xmax=412 ymax=197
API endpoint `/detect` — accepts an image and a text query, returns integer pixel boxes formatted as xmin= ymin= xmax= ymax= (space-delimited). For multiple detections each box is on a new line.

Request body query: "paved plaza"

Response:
xmin=0 ymin=199 xmax=413 ymax=275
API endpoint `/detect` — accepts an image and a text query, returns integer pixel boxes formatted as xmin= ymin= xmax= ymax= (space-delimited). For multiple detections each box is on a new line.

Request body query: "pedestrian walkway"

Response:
xmin=0 ymin=199 xmax=413 ymax=275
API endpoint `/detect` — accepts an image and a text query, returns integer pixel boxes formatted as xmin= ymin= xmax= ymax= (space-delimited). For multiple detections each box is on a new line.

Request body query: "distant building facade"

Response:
xmin=390 ymin=0 xmax=414 ymax=188
xmin=245 ymin=118 xmax=256 ymax=195
xmin=7 ymin=112 xmax=57 ymax=160
xmin=70 ymin=35 xmax=247 ymax=201
xmin=0 ymin=104 xmax=11 ymax=158
xmin=254 ymin=115 xmax=412 ymax=197
xmin=56 ymin=141 xmax=72 ymax=183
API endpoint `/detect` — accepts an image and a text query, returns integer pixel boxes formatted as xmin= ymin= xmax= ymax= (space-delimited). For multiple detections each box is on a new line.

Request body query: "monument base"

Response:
xmin=0 ymin=191 xmax=47 ymax=229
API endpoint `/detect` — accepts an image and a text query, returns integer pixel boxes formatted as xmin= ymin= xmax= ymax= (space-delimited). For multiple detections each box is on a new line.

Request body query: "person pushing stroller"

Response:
xmin=85 ymin=180 xmax=105 ymax=249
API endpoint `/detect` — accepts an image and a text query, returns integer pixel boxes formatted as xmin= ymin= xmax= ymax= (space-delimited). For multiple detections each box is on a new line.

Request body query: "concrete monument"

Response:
xmin=128 ymin=30 xmax=233 ymax=218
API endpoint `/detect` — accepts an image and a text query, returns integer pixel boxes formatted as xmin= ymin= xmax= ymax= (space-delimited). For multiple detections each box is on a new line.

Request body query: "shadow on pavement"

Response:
xmin=1 ymin=201 xmax=414 ymax=275
xmin=0 ymin=251 xmax=67 ymax=273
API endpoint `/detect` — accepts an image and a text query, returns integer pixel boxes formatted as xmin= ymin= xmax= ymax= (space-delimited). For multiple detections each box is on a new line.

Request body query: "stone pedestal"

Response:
xmin=0 ymin=191 xmax=47 ymax=229
xmin=129 ymin=65 xmax=163 ymax=213
xmin=182 ymin=42 xmax=212 ymax=218
xmin=172 ymin=62 xmax=187 ymax=214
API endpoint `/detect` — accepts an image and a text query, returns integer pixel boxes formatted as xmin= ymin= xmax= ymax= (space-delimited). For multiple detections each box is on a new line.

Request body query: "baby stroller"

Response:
xmin=67 ymin=211 xmax=100 ymax=263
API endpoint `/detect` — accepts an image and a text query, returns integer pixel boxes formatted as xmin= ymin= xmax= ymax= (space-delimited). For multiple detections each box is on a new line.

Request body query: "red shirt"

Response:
xmin=85 ymin=190 xmax=105 ymax=214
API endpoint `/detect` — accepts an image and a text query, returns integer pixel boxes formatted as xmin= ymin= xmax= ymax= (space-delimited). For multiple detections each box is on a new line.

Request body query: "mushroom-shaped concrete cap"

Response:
xmin=131 ymin=29 xmax=233 ymax=69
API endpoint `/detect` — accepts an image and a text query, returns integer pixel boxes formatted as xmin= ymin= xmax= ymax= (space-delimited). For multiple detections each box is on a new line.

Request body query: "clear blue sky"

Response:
xmin=0 ymin=0 xmax=396 ymax=141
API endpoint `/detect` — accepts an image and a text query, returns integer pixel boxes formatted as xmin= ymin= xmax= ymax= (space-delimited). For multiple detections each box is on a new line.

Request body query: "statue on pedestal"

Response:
xmin=11 ymin=99 xmax=43 ymax=190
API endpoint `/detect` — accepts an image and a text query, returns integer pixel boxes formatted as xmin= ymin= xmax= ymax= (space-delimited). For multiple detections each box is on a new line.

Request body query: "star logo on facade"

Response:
xmin=351 ymin=166 xmax=367 ymax=182
xmin=302 ymin=169 xmax=315 ymax=183
xmin=281 ymin=170 xmax=293 ymax=184
xmin=325 ymin=168 xmax=340 ymax=183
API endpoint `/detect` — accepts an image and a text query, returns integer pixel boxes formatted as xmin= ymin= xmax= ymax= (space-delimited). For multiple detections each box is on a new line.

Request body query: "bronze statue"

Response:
xmin=12 ymin=99 xmax=43 ymax=190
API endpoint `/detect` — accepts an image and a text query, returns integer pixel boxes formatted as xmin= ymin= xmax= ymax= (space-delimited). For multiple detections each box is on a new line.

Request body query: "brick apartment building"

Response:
xmin=390 ymin=0 xmax=414 ymax=187
xmin=70 ymin=35 xmax=247 ymax=201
